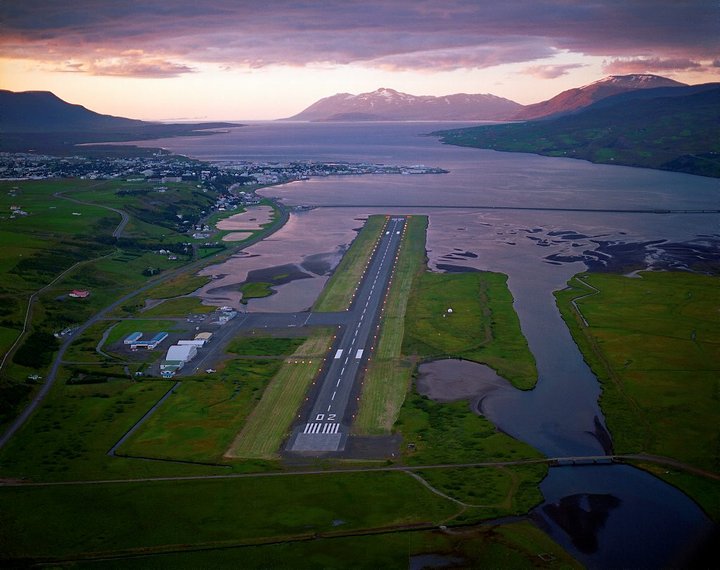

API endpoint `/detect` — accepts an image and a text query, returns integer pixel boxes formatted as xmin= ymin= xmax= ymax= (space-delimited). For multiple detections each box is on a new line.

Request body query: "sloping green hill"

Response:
xmin=434 ymin=85 xmax=720 ymax=178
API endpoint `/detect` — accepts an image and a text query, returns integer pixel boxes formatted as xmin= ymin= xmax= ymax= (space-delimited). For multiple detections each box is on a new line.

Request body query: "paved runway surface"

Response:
xmin=288 ymin=216 xmax=407 ymax=452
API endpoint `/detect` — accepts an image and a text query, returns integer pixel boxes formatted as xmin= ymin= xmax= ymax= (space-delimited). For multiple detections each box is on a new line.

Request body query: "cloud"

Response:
xmin=603 ymin=57 xmax=704 ymax=74
xmin=521 ymin=63 xmax=586 ymax=79
xmin=51 ymin=55 xmax=195 ymax=78
xmin=1 ymin=1 xmax=719 ymax=75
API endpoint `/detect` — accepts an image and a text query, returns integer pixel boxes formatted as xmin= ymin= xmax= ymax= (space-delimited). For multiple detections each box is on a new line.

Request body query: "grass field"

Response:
xmin=403 ymin=271 xmax=537 ymax=390
xmin=416 ymin=464 xmax=547 ymax=521
xmin=226 ymin=329 xmax=335 ymax=459
xmin=118 ymin=361 xmax=284 ymax=463
xmin=239 ymin=281 xmax=274 ymax=302
xmin=118 ymin=337 xmax=306 ymax=463
xmin=354 ymin=216 xmax=426 ymax=434
xmin=139 ymin=296 xmax=216 ymax=317
xmin=69 ymin=520 xmax=579 ymax=569
xmin=313 ymin=215 xmax=386 ymax=312
xmin=396 ymin=390 xmax=542 ymax=465
xmin=0 ymin=471 xmax=459 ymax=561
xmin=555 ymin=271 xmax=719 ymax=518
xmin=555 ymin=271 xmax=719 ymax=471
xmin=0 ymin=378 xmax=225 ymax=482
xmin=0 ymin=178 xmax=221 ymax=425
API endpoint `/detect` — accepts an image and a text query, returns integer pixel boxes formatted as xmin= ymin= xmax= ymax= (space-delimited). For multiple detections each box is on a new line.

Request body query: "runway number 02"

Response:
xmin=315 ymin=413 xmax=337 ymax=421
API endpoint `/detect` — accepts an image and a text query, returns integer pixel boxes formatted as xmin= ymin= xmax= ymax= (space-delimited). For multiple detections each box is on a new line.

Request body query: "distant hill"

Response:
xmin=513 ymin=74 xmax=687 ymax=120
xmin=0 ymin=90 xmax=148 ymax=132
xmin=286 ymin=87 xmax=522 ymax=121
xmin=0 ymin=90 xmax=240 ymax=154
xmin=433 ymin=84 xmax=720 ymax=178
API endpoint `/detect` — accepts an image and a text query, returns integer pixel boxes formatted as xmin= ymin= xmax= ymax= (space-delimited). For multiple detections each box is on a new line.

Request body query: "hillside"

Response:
xmin=0 ymin=90 xmax=240 ymax=155
xmin=513 ymin=74 xmax=686 ymax=120
xmin=287 ymin=88 xmax=522 ymax=121
xmin=0 ymin=90 xmax=148 ymax=132
xmin=433 ymin=85 xmax=720 ymax=178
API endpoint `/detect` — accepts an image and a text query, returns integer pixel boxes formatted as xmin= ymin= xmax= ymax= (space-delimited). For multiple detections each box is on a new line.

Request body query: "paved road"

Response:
xmin=288 ymin=216 xmax=407 ymax=453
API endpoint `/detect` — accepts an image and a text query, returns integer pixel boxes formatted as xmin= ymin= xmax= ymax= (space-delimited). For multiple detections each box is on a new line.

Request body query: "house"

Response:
xmin=69 ymin=289 xmax=90 ymax=298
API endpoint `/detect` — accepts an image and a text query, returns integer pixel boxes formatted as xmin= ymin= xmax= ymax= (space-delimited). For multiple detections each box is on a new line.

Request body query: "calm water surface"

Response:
xmin=135 ymin=122 xmax=718 ymax=567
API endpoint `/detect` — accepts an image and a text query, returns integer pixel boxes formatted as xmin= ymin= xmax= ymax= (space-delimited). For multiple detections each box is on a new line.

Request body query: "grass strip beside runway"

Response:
xmin=226 ymin=329 xmax=335 ymax=459
xmin=403 ymin=271 xmax=537 ymax=390
xmin=354 ymin=216 xmax=427 ymax=434
xmin=313 ymin=215 xmax=387 ymax=312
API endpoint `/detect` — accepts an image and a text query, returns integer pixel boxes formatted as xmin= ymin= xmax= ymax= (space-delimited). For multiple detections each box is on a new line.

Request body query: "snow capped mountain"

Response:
xmin=513 ymin=74 xmax=687 ymax=120
xmin=286 ymin=88 xmax=523 ymax=121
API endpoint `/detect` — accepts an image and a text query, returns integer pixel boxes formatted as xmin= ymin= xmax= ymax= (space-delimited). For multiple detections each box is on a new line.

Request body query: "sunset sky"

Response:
xmin=1 ymin=1 xmax=718 ymax=121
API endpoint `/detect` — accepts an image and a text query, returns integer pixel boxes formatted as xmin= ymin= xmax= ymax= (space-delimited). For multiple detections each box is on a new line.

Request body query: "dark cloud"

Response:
xmin=1 ymin=1 xmax=718 ymax=76
xmin=603 ymin=57 xmax=704 ymax=74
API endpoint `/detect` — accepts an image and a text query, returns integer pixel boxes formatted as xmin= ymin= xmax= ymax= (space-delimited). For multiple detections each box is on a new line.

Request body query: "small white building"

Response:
xmin=178 ymin=339 xmax=206 ymax=347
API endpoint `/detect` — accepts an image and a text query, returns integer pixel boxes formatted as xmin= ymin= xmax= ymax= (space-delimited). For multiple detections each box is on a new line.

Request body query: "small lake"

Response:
xmin=132 ymin=122 xmax=718 ymax=566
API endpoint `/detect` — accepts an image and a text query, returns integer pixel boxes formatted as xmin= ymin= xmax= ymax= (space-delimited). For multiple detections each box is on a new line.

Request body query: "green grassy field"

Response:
xmin=403 ymin=271 xmax=537 ymax=390
xmin=416 ymin=464 xmax=547 ymax=521
xmin=0 ymin=378 xmax=225 ymax=482
xmin=555 ymin=271 xmax=719 ymax=517
xmin=139 ymin=296 xmax=216 ymax=317
xmin=118 ymin=362 xmax=284 ymax=463
xmin=0 ymin=471 xmax=459 ymax=561
xmin=226 ymin=329 xmax=335 ymax=459
xmin=555 ymin=271 xmax=719 ymax=470
xmin=0 ymin=178 xmax=221 ymax=426
xmin=396 ymin=390 xmax=542 ymax=465
xmin=118 ymin=337 xmax=306 ymax=463
xmin=239 ymin=281 xmax=274 ymax=302
xmin=313 ymin=215 xmax=387 ymax=312
xmin=71 ymin=520 xmax=579 ymax=569
xmin=354 ymin=216 xmax=426 ymax=434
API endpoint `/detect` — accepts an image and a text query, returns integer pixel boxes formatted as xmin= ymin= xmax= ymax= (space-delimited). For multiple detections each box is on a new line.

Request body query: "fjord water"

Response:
xmin=136 ymin=122 xmax=717 ymax=566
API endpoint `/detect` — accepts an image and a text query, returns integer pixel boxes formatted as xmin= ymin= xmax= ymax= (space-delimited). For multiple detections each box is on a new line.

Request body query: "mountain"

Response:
xmin=513 ymin=74 xmax=687 ymax=120
xmin=0 ymin=90 xmax=240 ymax=154
xmin=287 ymin=88 xmax=523 ymax=121
xmin=433 ymin=83 xmax=720 ymax=178
xmin=0 ymin=90 xmax=149 ymax=132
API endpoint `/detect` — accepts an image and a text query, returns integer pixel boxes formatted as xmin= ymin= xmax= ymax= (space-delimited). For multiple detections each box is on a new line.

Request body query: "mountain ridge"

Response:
xmin=286 ymin=87 xmax=523 ymax=121
xmin=433 ymin=83 xmax=720 ymax=178
xmin=512 ymin=74 xmax=687 ymax=120
xmin=0 ymin=90 xmax=241 ymax=154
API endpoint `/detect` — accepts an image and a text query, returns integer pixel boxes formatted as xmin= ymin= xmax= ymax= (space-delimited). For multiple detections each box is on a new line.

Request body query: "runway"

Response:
xmin=287 ymin=216 xmax=407 ymax=452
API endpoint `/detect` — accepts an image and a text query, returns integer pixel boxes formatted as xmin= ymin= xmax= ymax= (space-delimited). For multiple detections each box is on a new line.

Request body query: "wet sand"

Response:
xmin=221 ymin=231 xmax=253 ymax=241
xmin=216 ymin=205 xmax=274 ymax=230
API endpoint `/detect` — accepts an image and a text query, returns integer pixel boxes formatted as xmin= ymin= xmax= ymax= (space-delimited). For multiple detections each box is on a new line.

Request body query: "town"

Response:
xmin=0 ymin=152 xmax=448 ymax=184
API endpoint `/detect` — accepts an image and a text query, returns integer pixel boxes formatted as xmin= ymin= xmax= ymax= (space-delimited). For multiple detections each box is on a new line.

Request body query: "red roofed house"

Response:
xmin=69 ymin=290 xmax=90 ymax=298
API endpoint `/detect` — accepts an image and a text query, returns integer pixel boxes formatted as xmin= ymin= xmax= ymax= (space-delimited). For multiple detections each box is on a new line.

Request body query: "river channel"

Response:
xmin=135 ymin=122 xmax=718 ymax=567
